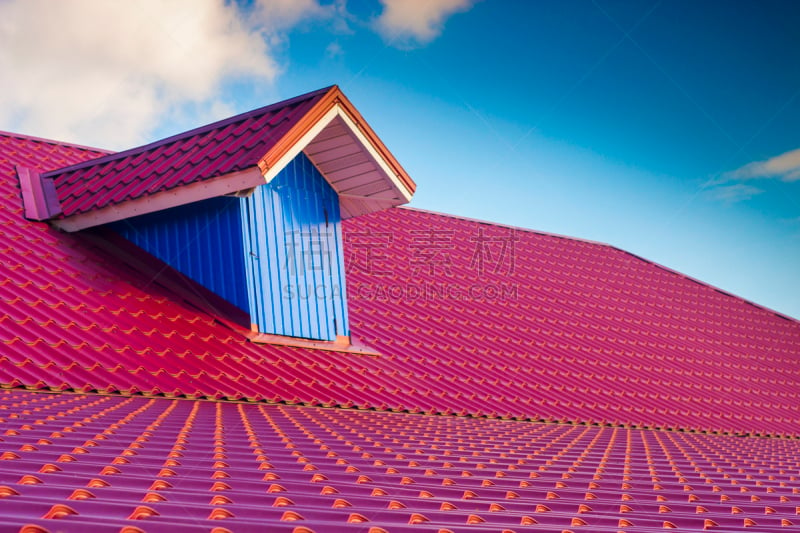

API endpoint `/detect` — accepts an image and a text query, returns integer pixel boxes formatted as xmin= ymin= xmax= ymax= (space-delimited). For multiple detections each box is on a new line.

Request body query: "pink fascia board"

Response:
xmin=16 ymin=165 xmax=63 ymax=220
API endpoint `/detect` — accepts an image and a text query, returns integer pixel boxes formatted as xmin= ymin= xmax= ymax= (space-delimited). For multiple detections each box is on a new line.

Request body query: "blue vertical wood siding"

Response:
xmin=110 ymin=196 xmax=249 ymax=312
xmin=241 ymin=153 xmax=349 ymax=341
xmin=109 ymin=153 xmax=350 ymax=341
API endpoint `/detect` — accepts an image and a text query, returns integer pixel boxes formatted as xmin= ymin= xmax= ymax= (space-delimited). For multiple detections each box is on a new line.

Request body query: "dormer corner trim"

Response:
xmin=16 ymin=165 xmax=63 ymax=221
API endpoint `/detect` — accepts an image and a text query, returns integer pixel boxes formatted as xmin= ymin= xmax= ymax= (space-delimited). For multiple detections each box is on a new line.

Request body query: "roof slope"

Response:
xmin=3 ymin=113 xmax=800 ymax=533
xmin=2 ymin=131 xmax=800 ymax=438
xmin=1 ymin=389 xmax=799 ymax=533
xmin=45 ymin=87 xmax=329 ymax=218
xmin=345 ymin=208 xmax=800 ymax=436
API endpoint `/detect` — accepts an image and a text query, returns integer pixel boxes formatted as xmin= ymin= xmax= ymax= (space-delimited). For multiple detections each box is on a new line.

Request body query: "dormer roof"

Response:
xmin=25 ymin=86 xmax=415 ymax=231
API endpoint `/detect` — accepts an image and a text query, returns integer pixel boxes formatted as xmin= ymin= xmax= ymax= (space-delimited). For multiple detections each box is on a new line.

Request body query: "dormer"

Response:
xmin=17 ymin=86 xmax=415 ymax=346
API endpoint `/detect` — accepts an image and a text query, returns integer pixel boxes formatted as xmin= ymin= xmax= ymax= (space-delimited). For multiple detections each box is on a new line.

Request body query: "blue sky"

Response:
xmin=1 ymin=0 xmax=799 ymax=318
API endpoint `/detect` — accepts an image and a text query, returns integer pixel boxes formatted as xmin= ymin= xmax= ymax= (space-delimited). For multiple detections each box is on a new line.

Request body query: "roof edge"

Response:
xmin=40 ymin=86 xmax=335 ymax=179
xmin=53 ymin=168 xmax=265 ymax=232
xmin=618 ymin=250 xmax=800 ymax=323
xmin=258 ymin=86 xmax=416 ymax=195
xmin=400 ymin=206 xmax=799 ymax=324
xmin=399 ymin=206 xmax=613 ymax=247
xmin=0 ymin=129 xmax=112 ymax=154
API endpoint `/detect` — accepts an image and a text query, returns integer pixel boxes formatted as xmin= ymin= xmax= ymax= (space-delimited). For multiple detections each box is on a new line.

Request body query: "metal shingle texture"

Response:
xmin=1 ymin=389 xmax=799 ymax=533
xmin=2 ymin=132 xmax=800 ymax=438
xmin=344 ymin=208 xmax=800 ymax=437
xmin=43 ymin=87 xmax=331 ymax=217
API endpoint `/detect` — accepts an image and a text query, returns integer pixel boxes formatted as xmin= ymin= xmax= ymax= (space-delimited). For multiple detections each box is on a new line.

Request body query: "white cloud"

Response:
xmin=375 ymin=0 xmax=474 ymax=47
xmin=0 ymin=0 xmax=471 ymax=149
xmin=0 ymin=0 xmax=323 ymax=149
xmin=730 ymin=147 xmax=800 ymax=182
xmin=252 ymin=0 xmax=351 ymax=41
xmin=708 ymin=183 xmax=763 ymax=204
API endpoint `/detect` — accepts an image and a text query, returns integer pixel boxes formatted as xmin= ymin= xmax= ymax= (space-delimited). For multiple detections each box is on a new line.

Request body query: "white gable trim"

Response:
xmin=261 ymin=105 xmax=340 ymax=184
xmin=260 ymin=104 xmax=414 ymax=219
xmin=333 ymin=107 xmax=413 ymax=204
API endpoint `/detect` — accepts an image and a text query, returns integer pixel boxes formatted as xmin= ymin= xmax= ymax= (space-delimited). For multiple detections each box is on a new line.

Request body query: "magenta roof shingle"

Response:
xmin=1 ymin=389 xmax=799 ymax=533
xmin=43 ymin=87 xmax=330 ymax=218
xmin=2 ymin=95 xmax=800 ymax=532
xmin=2 ymin=130 xmax=800 ymax=438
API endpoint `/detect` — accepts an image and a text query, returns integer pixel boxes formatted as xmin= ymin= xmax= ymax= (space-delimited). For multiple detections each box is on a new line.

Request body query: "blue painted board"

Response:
xmin=241 ymin=152 xmax=349 ymax=340
xmin=110 ymin=196 xmax=249 ymax=312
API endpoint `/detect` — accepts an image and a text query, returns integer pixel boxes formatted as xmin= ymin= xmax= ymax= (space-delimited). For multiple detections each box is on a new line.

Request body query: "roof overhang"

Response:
xmin=51 ymin=86 xmax=415 ymax=232
xmin=257 ymin=88 xmax=415 ymax=219
xmin=53 ymin=168 xmax=266 ymax=232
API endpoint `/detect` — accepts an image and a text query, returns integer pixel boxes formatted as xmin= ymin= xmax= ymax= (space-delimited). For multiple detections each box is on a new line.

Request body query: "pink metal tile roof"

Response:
xmin=344 ymin=208 xmax=800 ymax=436
xmin=1 ymin=389 xmax=799 ymax=532
xmin=4 ymin=98 xmax=800 ymax=533
xmin=44 ymin=87 xmax=331 ymax=217
xmin=2 ymin=130 xmax=800 ymax=439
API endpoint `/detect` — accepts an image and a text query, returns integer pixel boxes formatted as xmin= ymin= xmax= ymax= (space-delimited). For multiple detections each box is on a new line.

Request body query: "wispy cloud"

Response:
xmin=252 ymin=0 xmax=328 ymax=29
xmin=374 ymin=0 xmax=474 ymax=48
xmin=707 ymin=183 xmax=763 ymax=204
xmin=0 ymin=0 xmax=324 ymax=149
xmin=326 ymin=41 xmax=345 ymax=59
xmin=729 ymin=147 xmax=800 ymax=183
xmin=705 ymin=147 xmax=800 ymax=204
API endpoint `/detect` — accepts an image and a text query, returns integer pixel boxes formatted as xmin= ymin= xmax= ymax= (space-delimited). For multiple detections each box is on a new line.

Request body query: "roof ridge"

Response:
xmin=40 ymin=85 xmax=336 ymax=178
xmin=0 ymin=129 xmax=112 ymax=154
xmin=401 ymin=206 xmax=800 ymax=324
xmin=620 ymin=252 xmax=800 ymax=324
xmin=399 ymin=205 xmax=614 ymax=247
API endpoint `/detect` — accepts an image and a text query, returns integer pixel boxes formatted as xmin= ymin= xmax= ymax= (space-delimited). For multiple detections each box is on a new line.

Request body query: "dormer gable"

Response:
xmin=17 ymin=86 xmax=415 ymax=344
